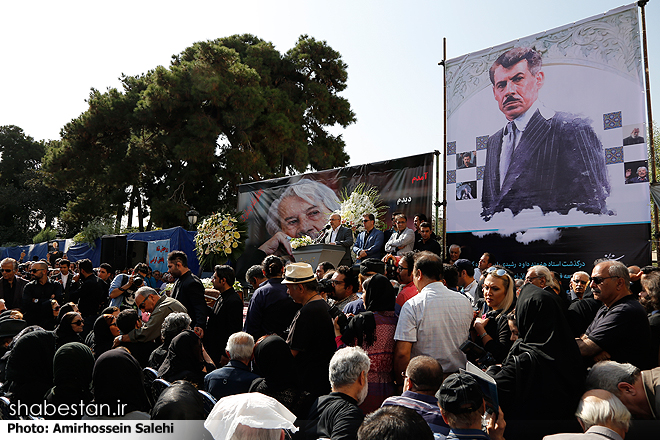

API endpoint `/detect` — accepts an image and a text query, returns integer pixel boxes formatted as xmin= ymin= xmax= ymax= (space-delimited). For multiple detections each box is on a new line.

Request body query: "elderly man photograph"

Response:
xmin=576 ymin=261 xmax=651 ymax=369
xmin=481 ymin=46 xmax=610 ymax=221
xmin=266 ymin=178 xmax=339 ymax=241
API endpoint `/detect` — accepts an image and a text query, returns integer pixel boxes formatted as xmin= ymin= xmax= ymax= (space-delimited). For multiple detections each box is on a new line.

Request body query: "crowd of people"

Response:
xmin=0 ymin=212 xmax=659 ymax=440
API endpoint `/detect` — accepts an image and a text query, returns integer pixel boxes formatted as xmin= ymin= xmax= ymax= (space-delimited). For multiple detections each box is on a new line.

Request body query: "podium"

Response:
xmin=292 ymin=244 xmax=346 ymax=269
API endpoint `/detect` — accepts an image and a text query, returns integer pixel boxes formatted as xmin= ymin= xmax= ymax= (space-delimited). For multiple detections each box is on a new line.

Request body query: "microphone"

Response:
xmin=315 ymin=224 xmax=332 ymax=243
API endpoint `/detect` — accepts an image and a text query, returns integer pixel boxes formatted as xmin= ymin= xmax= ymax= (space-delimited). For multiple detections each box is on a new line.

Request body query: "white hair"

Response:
xmin=226 ymin=332 xmax=255 ymax=362
xmin=528 ymin=265 xmax=553 ymax=286
xmin=576 ymin=392 xmax=631 ymax=431
xmin=571 ymin=271 xmax=589 ymax=280
xmin=329 ymin=346 xmax=370 ymax=389
xmin=265 ymin=179 xmax=339 ymax=236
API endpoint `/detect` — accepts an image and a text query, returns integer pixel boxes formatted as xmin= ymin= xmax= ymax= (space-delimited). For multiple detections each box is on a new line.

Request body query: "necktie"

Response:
xmin=499 ymin=121 xmax=517 ymax=190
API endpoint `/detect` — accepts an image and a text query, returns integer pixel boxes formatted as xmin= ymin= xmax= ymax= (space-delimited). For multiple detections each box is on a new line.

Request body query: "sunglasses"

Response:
xmin=2 ymin=269 xmax=13 ymax=273
xmin=30 ymin=269 xmax=44 ymax=273
xmin=397 ymin=266 xmax=409 ymax=272
xmin=486 ymin=267 xmax=507 ymax=276
xmin=331 ymin=280 xmax=345 ymax=285
xmin=53 ymin=306 xmax=60 ymax=311
xmin=72 ymin=320 xmax=83 ymax=326
xmin=362 ymin=219 xmax=371 ymax=223
xmin=589 ymin=276 xmax=618 ymax=285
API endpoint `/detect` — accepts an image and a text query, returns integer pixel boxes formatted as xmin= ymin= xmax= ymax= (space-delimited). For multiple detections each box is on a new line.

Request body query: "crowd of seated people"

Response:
xmin=1 ymin=239 xmax=660 ymax=440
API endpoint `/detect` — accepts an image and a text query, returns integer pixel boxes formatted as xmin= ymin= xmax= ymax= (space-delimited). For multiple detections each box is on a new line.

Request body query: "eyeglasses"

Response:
xmin=362 ymin=219 xmax=371 ymax=223
xmin=138 ymin=297 xmax=150 ymax=311
xmin=486 ymin=267 xmax=507 ymax=276
xmin=397 ymin=266 xmax=409 ymax=272
xmin=2 ymin=269 xmax=13 ymax=273
xmin=72 ymin=320 xmax=83 ymax=326
xmin=30 ymin=269 xmax=44 ymax=273
xmin=53 ymin=306 xmax=60 ymax=311
xmin=396 ymin=221 xmax=406 ymax=224
xmin=331 ymin=280 xmax=345 ymax=285
xmin=589 ymin=276 xmax=619 ymax=285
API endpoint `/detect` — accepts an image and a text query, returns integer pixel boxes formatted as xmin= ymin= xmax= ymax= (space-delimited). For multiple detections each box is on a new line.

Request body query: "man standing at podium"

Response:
xmin=323 ymin=213 xmax=353 ymax=267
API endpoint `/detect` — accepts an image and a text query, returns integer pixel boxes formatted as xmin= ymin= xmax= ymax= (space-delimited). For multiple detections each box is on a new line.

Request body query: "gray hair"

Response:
xmin=576 ymin=391 xmax=631 ymax=431
xmin=265 ymin=179 xmax=339 ymax=236
xmin=226 ymin=332 xmax=255 ymax=363
xmin=231 ymin=424 xmax=280 ymax=440
xmin=161 ymin=312 xmax=192 ymax=340
xmin=602 ymin=260 xmax=631 ymax=285
xmin=585 ymin=361 xmax=640 ymax=397
xmin=571 ymin=271 xmax=589 ymax=280
xmin=528 ymin=265 xmax=553 ymax=286
xmin=637 ymin=166 xmax=648 ymax=174
xmin=0 ymin=258 xmax=18 ymax=271
xmin=136 ymin=286 xmax=158 ymax=302
xmin=329 ymin=346 xmax=370 ymax=390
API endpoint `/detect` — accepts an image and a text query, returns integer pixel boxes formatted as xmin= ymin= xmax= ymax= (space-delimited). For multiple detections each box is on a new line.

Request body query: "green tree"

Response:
xmin=43 ymin=34 xmax=355 ymax=232
xmin=0 ymin=126 xmax=71 ymax=245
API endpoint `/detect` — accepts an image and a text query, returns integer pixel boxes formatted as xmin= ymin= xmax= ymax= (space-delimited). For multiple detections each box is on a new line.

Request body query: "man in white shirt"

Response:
xmin=393 ymin=252 xmax=473 ymax=378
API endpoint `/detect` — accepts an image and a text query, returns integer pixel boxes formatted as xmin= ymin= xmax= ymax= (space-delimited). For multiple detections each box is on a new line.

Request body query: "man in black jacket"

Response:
xmin=168 ymin=250 xmax=206 ymax=338
xmin=204 ymin=265 xmax=243 ymax=366
xmin=303 ymin=346 xmax=369 ymax=440
xmin=22 ymin=260 xmax=63 ymax=326
xmin=70 ymin=259 xmax=106 ymax=337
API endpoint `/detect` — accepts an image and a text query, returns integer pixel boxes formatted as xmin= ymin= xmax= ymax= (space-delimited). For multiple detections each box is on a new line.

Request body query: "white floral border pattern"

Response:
xmin=446 ymin=5 xmax=641 ymax=118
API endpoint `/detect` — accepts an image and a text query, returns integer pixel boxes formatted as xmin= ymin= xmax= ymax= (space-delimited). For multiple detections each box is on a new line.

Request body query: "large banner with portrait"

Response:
xmin=237 ymin=153 xmax=435 ymax=250
xmin=445 ymin=3 xmax=651 ymax=281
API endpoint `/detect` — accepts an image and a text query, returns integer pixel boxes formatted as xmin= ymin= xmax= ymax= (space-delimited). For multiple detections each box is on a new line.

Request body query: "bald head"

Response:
xmin=405 ymin=355 xmax=443 ymax=395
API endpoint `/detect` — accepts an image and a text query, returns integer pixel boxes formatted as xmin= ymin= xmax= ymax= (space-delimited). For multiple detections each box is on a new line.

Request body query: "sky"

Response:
xmin=1 ymin=0 xmax=657 ymax=169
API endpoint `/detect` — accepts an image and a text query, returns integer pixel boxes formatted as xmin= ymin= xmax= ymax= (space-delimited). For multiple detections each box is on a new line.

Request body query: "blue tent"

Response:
xmin=0 ymin=226 xmax=199 ymax=274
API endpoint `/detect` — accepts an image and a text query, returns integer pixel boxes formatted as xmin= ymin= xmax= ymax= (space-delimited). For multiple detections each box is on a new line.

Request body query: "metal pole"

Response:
xmin=440 ymin=37 xmax=448 ymax=259
xmin=638 ymin=0 xmax=658 ymax=255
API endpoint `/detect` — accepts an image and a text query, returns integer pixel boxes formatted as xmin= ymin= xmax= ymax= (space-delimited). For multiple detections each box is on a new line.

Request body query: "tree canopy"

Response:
xmin=0 ymin=125 xmax=70 ymax=245
xmin=43 ymin=34 xmax=356 ymax=231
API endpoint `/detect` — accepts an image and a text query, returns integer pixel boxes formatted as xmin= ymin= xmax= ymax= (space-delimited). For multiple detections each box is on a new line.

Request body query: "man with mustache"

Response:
xmin=481 ymin=47 xmax=610 ymax=221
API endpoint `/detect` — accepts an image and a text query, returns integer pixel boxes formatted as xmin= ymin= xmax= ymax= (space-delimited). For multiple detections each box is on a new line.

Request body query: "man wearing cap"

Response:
xmin=438 ymin=372 xmax=506 ymax=440
xmin=283 ymin=262 xmax=336 ymax=398
xmin=455 ymin=259 xmax=478 ymax=305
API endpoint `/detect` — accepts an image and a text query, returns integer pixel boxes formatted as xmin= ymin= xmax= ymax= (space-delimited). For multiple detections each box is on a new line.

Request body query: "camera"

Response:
xmin=460 ymin=340 xmax=498 ymax=370
xmin=132 ymin=277 xmax=144 ymax=288
xmin=317 ymin=278 xmax=335 ymax=295
xmin=385 ymin=257 xmax=397 ymax=280
xmin=328 ymin=304 xmax=348 ymax=333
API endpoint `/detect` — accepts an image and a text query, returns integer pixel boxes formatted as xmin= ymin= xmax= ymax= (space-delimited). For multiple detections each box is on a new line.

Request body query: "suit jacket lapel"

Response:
xmin=496 ymin=110 xmax=552 ymax=204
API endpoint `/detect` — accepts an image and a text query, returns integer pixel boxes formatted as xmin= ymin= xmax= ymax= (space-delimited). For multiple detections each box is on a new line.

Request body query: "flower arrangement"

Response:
xmin=290 ymin=235 xmax=314 ymax=249
xmin=338 ymin=183 xmax=388 ymax=233
xmin=194 ymin=212 xmax=248 ymax=269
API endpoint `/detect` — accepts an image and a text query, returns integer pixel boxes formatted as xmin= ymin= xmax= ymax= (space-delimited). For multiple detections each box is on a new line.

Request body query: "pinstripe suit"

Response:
xmin=481 ymin=109 xmax=610 ymax=221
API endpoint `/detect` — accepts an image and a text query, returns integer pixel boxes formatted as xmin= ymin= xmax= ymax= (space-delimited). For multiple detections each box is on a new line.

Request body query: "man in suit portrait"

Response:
xmin=322 ymin=213 xmax=353 ymax=267
xmin=352 ymin=214 xmax=384 ymax=264
xmin=481 ymin=47 xmax=610 ymax=221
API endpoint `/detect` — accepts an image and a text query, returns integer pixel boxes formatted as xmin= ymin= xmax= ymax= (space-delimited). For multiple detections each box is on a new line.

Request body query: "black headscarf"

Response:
xmin=92 ymin=348 xmax=150 ymax=414
xmin=54 ymin=312 xmax=83 ymax=350
xmin=151 ymin=380 xmax=206 ymax=419
xmin=157 ymin=329 xmax=204 ymax=387
xmin=2 ymin=327 xmax=56 ymax=405
xmin=57 ymin=303 xmax=77 ymax=324
xmin=44 ymin=342 xmax=94 ymax=414
xmin=342 ymin=274 xmax=395 ymax=346
xmin=252 ymin=334 xmax=296 ymax=389
xmin=492 ymin=284 xmax=585 ymax=421
xmin=92 ymin=315 xmax=115 ymax=359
